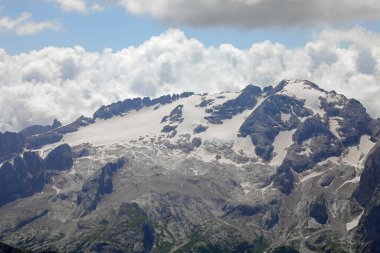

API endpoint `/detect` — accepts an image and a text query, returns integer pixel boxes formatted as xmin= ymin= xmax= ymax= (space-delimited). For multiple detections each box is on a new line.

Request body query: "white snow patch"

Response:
xmin=317 ymin=156 xmax=340 ymax=166
xmin=63 ymin=97 xmax=192 ymax=146
xmin=241 ymin=182 xmax=252 ymax=194
xmin=346 ymin=211 xmax=364 ymax=231
xmin=329 ymin=117 xmax=343 ymax=138
xmin=300 ymin=170 xmax=326 ymax=183
xmin=204 ymin=91 xmax=239 ymax=108
xmin=195 ymin=100 xmax=259 ymax=157
xmin=280 ymin=112 xmax=291 ymax=122
xmin=341 ymin=135 xmax=375 ymax=168
xmin=68 ymin=167 xmax=76 ymax=175
xmin=280 ymin=80 xmax=326 ymax=116
xmin=190 ymin=167 xmax=206 ymax=176
xmin=191 ymin=148 xmax=215 ymax=163
xmin=260 ymin=182 xmax=273 ymax=194
xmin=270 ymin=129 xmax=296 ymax=166
xmin=232 ymin=136 xmax=256 ymax=156
xmin=176 ymin=95 xmax=209 ymax=134
xmin=299 ymin=139 xmax=312 ymax=156
xmin=51 ymin=185 xmax=61 ymax=194
xmin=337 ymin=175 xmax=361 ymax=190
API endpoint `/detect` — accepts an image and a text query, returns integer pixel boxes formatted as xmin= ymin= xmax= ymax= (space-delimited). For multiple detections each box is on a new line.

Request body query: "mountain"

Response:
xmin=0 ymin=80 xmax=379 ymax=252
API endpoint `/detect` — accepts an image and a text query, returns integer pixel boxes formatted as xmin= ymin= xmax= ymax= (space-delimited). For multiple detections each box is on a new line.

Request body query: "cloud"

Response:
xmin=0 ymin=12 xmax=60 ymax=35
xmin=1 ymin=26 xmax=380 ymax=131
xmin=50 ymin=0 xmax=105 ymax=13
xmin=118 ymin=0 xmax=380 ymax=28
xmin=55 ymin=0 xmax=87 ymax=13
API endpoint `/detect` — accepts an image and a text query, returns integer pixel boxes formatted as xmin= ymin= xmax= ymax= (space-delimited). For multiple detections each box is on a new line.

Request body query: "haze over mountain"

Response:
xmin=0 ymin=80 xmax=379 ymax=252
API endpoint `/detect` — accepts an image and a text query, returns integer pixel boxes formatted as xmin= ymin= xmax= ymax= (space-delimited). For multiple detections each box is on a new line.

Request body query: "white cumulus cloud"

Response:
xmin=118 ymin=0 xmax=380 ymax=28
xmin=0 ymin=12 xmax=60 ymax=35
xmin=0 ymin=26 xmax=380 ymax=131
xmin=55 ymin=0 xmax=87 ymax=13
xmin=50 ymin=0 xmax=105 ymax=13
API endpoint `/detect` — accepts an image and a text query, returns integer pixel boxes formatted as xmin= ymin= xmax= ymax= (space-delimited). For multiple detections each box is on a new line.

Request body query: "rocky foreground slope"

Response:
xmin=0 ymin=80 xmax=380 ymax=252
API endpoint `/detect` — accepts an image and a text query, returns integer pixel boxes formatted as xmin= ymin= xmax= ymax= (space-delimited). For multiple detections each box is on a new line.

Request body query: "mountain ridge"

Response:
xmin=0 ymin=79 xmax=379 ymax=252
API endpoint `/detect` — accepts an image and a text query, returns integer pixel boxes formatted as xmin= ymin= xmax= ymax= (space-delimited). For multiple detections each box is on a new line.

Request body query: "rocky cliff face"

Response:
xmin=0 ymin=132 xmax=25 ymax=163
xmin=0 ymin=152 xmax=45 ymax=207
xmin=19 ymin=119 xmax=61 ymax=138
xmin=76 ymin=159 xmax=125 ymax=217
xmin=45 ymin=144 xmax=73 ymax=171
xmin=354 ymin=143 xmax=380 ymax=253
xmin=0 ymin=80 xmax=379 ymax=252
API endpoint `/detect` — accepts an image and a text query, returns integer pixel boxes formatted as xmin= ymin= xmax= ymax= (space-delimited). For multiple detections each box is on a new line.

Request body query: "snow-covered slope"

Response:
xmin=1 ymin=79 xmax=380 ymax=252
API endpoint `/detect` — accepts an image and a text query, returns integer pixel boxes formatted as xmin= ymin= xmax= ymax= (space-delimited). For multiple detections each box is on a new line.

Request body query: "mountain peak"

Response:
xmin=1 ymin=79 xmax=380 ymax=252
xmin=271 ymin=79 xmax=323 ymax=93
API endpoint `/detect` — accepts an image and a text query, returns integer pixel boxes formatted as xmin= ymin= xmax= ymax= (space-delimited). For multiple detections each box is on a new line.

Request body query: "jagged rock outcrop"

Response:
xmin=19 ymin=119 xmax=61 ymax=138
xmin=1 ymin=80 xmax=380 ymax=252
xmin=205 ymin=84 xmax=262 ymax=124
xmin=0 ymin=152 xmax=45 ymax=207
xmin=76 ymin=159 xmax=125 ymax=217
xmin=71 ymin=202 xmax=154 ymax=252
xmin=282 ymin=115 xmax=343 ymax=173
xmin=355 ymin=143 xmax=380 ymax=207
xmin=319 ymin=174 xmax=335 ymax=187
xmin=273 ymin=165 xmax=294 ymax=195
xmin=93 ymin=92 xmax=194 ymax=120
xmin=0 ymin=241 xmax=27 ymax=253
xmin=356 ymin=203 xmax=380 ymax=253
xmin=25 ymin=132 xmax=63 ymax=150
xmin=321 ymin=95 xmax=380 ymax=144
xmin=53 ymin=116 xmax=94 ymax=134
xmin=161 ymin=105 xmax=184 ymax=124
xmin=193 ymin=124 xmax=208 ymax=134
xmin=45 ymin=144 xmax=73 ymax=171
xmin=240 ymin=94 xmax=312 ymax=160
xmin=0 ymin=132 xmax=25 ymax=163
xmin=354 ymin=143 xmax=380 ymax=252
xmin=24 ymin=117 xmax=95 ymax=149
xmin=309 ymin=195 xmax=329 ymax=224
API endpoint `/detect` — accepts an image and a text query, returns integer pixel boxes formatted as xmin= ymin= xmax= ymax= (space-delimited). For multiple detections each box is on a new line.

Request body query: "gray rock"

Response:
xmin=53 ymin=116 xmax=94 ymax=134
xmin=205 ymin=84 xmax=262 ymax=124
xmin=354 ymin=143 xmax=380 ymax=207
xmin=193 ymin=124 xmax=208 ymax=134
xmin=161 ymin=105 xmax=184 ymax=124
xmin=0 ymin=152 xmax=45 ymax=207
xmin=19 ymin=119 xmax=61 ymax=138
xmin=25 ymin=132 xmax=63 ymax=149
xmin=0 ymin=132 xmax=25 ymax=163
xmin=161 ymin=125 xmax=177 ymax=133
xmin=93 ymin=93 xmax=193 ymax=120
xmin=76 ymin=159 xmax=125 ymax=217
xmin=319 ymin=175 xmax=335 ymax=187
xmin=240 ymin=94 xmax=312 ymax=160
xmin=45 ymin=144 xmax=73 ymax=171
xmin=309 ymin=195 xmax=328 ymax=224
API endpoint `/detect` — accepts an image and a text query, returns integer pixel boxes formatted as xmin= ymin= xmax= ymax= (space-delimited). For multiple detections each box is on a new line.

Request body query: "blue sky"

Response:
xmin=1 ymin=0 xmax=380 ymax=53
xmin=1 ymin=0 xmax=380 ymax=131
xmin=2 ymin=0 xmax=376 ymax=53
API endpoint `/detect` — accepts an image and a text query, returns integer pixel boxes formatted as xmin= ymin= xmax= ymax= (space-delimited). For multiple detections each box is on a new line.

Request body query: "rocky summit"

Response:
xmin=0 ymin=80 xmax=380 ymax=252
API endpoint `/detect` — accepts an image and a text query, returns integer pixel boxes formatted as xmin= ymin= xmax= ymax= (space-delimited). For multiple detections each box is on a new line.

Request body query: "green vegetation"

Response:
xmin=120 ymin=202 xmax=149 ymax=229
xmin=305 ymin=240 xmax=349 ymax=253
xmin=173 ymin=232 xmax=267 ymax=253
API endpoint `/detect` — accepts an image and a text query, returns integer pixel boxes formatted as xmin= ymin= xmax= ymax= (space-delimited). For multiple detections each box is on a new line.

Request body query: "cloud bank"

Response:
xmin=0 ymin=12 xmax=60 ymax=35
xmin=1 ymin=26 xmax=380 ymax=131
xmin=119 ymin=0 xmax=380 ymax=28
